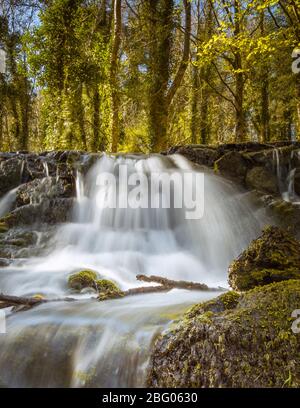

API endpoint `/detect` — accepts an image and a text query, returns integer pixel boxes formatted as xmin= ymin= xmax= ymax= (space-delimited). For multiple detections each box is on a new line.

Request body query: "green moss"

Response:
xmin=228 ymin=226 xmax=300 ymax=291
xmin=68 ymin=270 xmax=98 ymax=291
xmin=96 ymin=279 xmax=124 ymax=301
xmin=148 ymin=280 xmax=300 ymax=388
xmin=186 ymin=290 xmax=240 ymax=319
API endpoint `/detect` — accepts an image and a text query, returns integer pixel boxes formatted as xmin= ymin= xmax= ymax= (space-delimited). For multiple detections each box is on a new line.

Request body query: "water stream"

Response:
xmin=0 ymin=154 xmax=266 ymax=387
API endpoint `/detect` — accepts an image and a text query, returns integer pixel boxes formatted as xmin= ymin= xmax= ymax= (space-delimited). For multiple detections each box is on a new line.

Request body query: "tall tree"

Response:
xmin=144 ymin=0 xmax=191 ymax=151
xmin=110 ymin=0 xmax=122 ymax=152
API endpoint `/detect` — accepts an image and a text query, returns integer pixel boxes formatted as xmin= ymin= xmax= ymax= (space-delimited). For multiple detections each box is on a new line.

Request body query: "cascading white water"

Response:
xmin=0 ymin=154 xmax=267 ymax=387
xmin=273 ymin=148 xmax=300 ymax=204
xmin=0 ymin=187 xmax=17 ymax=218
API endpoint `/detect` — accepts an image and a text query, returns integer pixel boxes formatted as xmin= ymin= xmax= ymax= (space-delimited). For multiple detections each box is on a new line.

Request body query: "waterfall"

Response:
xmin=0 ymin=154 xmax=267 ymax=387
xmin=42 ymin=160 xmax=50 ymax=177
xmin=0 ymin=187 xmax=17 ymax=218
xmin=273 ymin=148 xmax=300 ymax=204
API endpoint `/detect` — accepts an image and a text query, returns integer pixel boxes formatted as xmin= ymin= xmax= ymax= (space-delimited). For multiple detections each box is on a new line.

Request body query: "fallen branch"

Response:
xmin=136 ymin=274 xmax=223 ymax=292
xmin=123 ymin=285 xmax=172 ymax=296
xmin=0 ymin=293 xmax=76 ymax=310
xmin=0 ymin=276 xmax=226 ymax=309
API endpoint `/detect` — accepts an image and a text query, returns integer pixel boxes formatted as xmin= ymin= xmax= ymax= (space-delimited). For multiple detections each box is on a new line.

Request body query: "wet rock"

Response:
xmin=214 ymin=151 xmax=249 ymax=183
xmin=228 ymin=226 xmax=300 ymax=291
xmin=245 ymin=166 xmax=278 ymax=194
xmin=294 ymin=169 xmax=300 ymax=196
xmin=0 ymin=158 xmax=23 ymax=196
xmin=0 ymin=258 xmax=11 ymax=267
xmin=16 ymin=177 xmax=74 ymax=208
xmin=216 ymin=142 xmax=272 ymax=155
xmin=168 ymin=146 xmax=220 ymax=167
xmin=0 ymin=229 xmax=41 ymax=259
xmin=148 ymin=280 xmax=300 ymax=388
xmin=1 ymin=198 xmax=74 ymax=227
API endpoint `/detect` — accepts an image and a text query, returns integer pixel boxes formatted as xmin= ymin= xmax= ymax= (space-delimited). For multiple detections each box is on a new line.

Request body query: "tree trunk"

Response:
xmin=233 ymin=1 xmax=246 ymax=142
xmin=296 ymin=72 xmax=300 ymax=140
xmin=147 ymin=0 xmax=173 ymax=152
xmin=110 ymin=0 xmax=122 ymax=152
xmin=19 ymin=76 xmax=30 ymax=151
xmin=200 ymin=75 xmax=210 ymax=144
xmin=91 ymin=86 xmax=101 ymax=151
xmin=149 ymin=0 xmax=191 ymax=152
xmin=260 ymin=12 xmax=270 ymax=143
xmin=191 ymin=1 xmax=212 ymax=145
xmin=190 ymin=63 xmax=200 ymax=144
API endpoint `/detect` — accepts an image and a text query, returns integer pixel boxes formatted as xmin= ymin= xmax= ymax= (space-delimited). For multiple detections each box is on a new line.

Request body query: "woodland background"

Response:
xmin=0 ymin=0 xmax=299 ymax=153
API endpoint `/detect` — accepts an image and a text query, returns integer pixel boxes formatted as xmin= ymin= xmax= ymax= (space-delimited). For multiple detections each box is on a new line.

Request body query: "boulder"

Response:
xmin=245 ymin=166 xmax=278 ymax=194
xmin=148 ymin=280 xmax=300 ymax=388
xmin=228 ymin=226 xmax=300 ymax=291
xmin=214 ymin=151 xmax=249 ymax=183
xmin=67 ymin=271 xmax=122 ymax=299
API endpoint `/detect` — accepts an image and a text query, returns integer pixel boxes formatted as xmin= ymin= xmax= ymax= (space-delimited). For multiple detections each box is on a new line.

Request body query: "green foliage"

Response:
xmin=0 ymin=0 xmax=299 ymax=152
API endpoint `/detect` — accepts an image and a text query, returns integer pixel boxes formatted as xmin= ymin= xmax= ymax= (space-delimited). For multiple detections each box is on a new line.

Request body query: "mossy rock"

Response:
xmin=228 ymin=226 xmax=300 ymax=291
xmin=148 ymin=280 xmax=300 ymax=388
xmin=68 ymin=270 xmax=98 ymax=291
xmin=96 ymin=279 xmax=124 ymax=301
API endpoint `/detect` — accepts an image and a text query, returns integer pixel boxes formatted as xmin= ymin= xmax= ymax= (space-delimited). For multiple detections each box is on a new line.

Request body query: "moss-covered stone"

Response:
xmin=96 ymin=279 xmax=124 ymax=301
xmin=228 ymin=226 xmax=300 ymax=291
xmin=148 ymin=280 xmax=300 ymax=388
xmin=68 ymin=270 xmax=98 ymax=291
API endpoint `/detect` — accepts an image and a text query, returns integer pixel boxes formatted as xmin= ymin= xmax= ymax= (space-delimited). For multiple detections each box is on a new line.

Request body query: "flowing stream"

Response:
xmin=0 ymin=154 xmax=266 ymax=387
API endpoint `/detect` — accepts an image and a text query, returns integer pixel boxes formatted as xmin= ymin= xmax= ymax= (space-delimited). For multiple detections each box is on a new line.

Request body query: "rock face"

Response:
xmin=148 ymin=280 xmax=300 ymax=388
xmin=228 ymin=226 xmax=300 ymax=291
xmin=168 ymin=146 xmax=220 ymax=167
xmin=0 ymin=158 xmax=24 ymax=195
xmin=214 ymin=151 xmax=249 ymax=183
xmin=16 ymin=177 xmax=74 ymax=208
xmin=245 ymin=167 xmax=278 ymax=194
xmin=2 ymin=198 xmax=74 ymax=227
